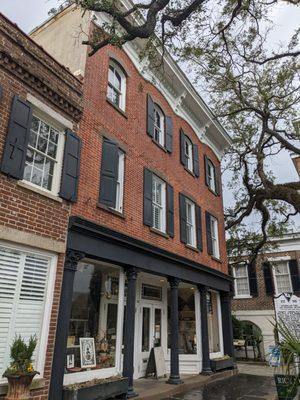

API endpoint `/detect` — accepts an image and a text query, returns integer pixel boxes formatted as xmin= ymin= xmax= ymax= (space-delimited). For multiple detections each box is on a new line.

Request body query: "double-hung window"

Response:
xmin=153 ymin=105 xmax=165 ymax=147
xmin=107 ymin=61 xmax=126 ymax=111
xmin=206 ymin=212 xmax=220 ymax=258
xmin=184 ymin=137 xmax=193 ymax=173
xmin=152 ymin=175 xmax=166 ymax=233
xmin=115 ymin=150 xmax=125 ymax=213
xmin=273 ymin=261 xmax=292 ymax=294
xmin=206 ymin=159 xmax=216 ymax=192
xmin=210 ymin=216 xmax=219 ymax=258
xmin=233 ymin=264 xmax=250 ymax=297
xmin=99 ymin=138 xmax=125 ymax=213
xmin=23 ymin=114 xmax=64 ymax=194
xmin=186 ymin=199 xmax=196 ymax=247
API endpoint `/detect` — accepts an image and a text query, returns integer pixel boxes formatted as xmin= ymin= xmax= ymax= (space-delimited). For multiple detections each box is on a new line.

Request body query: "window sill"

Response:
xmin=0 ymin=378 xmax=46 ymax=395
xmin=185 ymin=244 xmax=199 ymax=253
xmin=17 ymin=180 xmax=62 ymax=203
xmin=184 ymin=166 xmax=196 ymax=178
xmin=152 ymin=139 xmax=168 ymax=153
xmin=211 ymin=255 xmax=222 ymax=264
xmin=149 ymin=227 xmax=169 ymax=239
xmin=97 ymin=203 xmax=126 ymax=219
xmin=106 ymin=98 xmax=128 ymax=118
xmin=207 ymin=185 xmax=218 ymax=197
xmin=233 ymin=295 xmax=252 ymax=300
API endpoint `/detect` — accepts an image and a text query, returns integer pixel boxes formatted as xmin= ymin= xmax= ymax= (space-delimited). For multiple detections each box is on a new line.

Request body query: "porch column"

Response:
xmin=198 ymin=285 xmax=213 ymax=374
xmin=123 ymin=267 xmax=139 ymax=398
xmin=49 ymin=250 xmax=85 ymax=400
xmin=167 ymin=277 xmax=182 ymax=385
xmin=220 ymin=291 xmax=234 ymax=358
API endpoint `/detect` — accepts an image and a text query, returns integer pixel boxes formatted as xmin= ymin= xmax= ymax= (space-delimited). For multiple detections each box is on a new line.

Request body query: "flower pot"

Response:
xmin=4 ymin=372 xmax=38 ymax=400
xmin=274 ymin=374 xmax=299 ymax=400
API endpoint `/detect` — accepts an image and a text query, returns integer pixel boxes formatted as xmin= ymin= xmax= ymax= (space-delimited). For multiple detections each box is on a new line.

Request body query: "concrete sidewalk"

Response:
xmin=133 ymin=369 xmax=237 ymax=400
xmin=237 ymin=361 xmax=275 ymax=377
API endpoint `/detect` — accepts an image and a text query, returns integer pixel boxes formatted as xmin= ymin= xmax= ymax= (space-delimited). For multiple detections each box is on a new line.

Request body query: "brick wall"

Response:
xmin=71 ymin=43 xmax=228 ymax=275
xmin=232 ymin=250 xmax=300 ymax=311
xmin=0 ymin=14 xmax=82 ymax=399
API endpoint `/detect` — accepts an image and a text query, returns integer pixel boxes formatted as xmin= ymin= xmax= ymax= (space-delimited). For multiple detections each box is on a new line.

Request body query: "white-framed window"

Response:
xmin=152 ymin=175 xmax=166 ymax=233
xmin=186 ymin=199 xmax=196 ymax=247
xmin=23 ymin=112 xmax=64 ymax=195
xmin=210 ymin=216 xmax=220 ymax=259
xmin=114 ymin=150 xmax=125 ymax=213
xmin=0 ymin=243 xmax=56 ymax=381
xmin=185 ymin=136 xmax=193 ymax=172
xmin=207 ymin=159 xmax=216 ymax=192
xmin=153 ymin=104 xmax=165 ymax=147
xmin=233 ymin=264 xmax=250 ymax=297
xmin=272 ymin=261 xmax=292 ymax=294
xmin=107 ymin=61 xmax=126 ymax=111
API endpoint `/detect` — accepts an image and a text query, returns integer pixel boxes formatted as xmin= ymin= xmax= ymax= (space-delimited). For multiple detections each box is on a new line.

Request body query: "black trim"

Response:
xmin=68 ymin=216 xmax=231 ymax=291
xmin=289 ymin=259 xmax=300 ymax=293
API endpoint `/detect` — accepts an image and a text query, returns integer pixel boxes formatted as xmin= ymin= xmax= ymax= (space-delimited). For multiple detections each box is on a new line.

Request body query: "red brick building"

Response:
xmin=1 ymin=3 xmax=233 ymax=398
xmin=31 ymin=4 xmax=233 ymax=399
xmin=0 ymin=13 xmax=82 ymax=399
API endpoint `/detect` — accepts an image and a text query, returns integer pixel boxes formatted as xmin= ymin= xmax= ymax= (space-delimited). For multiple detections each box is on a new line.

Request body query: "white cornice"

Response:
xmin=93 ymin=10 xmax=231 ymax=160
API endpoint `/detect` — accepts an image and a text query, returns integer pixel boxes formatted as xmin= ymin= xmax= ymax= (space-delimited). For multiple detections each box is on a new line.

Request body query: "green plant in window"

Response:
xmin=3 ymin=335 xmax=38 ymax=376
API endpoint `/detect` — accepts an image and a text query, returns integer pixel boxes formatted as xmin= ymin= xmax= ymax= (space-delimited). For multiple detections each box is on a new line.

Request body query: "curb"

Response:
xmin=135 ymin=369 xmax=238 ymax=400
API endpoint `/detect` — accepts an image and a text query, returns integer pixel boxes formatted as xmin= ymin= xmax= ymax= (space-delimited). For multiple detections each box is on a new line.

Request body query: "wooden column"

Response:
xmin=198 ymin=285 xmax=213 ymax=374
xmin=167 ymin=277 xmax=182 ymax=385
xmin=49 ymin=250 xmax=85 ymax=400
xmin=221 ymin=291 xmax=234 ymax=358
xmin=123 ymin=267 xmax=138 ymax=398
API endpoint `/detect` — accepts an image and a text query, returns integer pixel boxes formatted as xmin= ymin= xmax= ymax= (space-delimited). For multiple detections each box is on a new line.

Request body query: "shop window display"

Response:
xmin=65 ymin=262 xmax=120 ymax=373
xmin=168 ymin=286 xmax=197 ymax=354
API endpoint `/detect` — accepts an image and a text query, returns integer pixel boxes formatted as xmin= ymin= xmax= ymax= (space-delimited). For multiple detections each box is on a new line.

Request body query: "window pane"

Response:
xmin=24 ymin=115 xmax=60 ymax=192
xmin=142 ymin=307 xmax=150 ymax=352
xmin=236 ymin=277 xmax=249 ymax=295
xmin=142 ymin=284 xmax=162 ymax=300
xmin=66 ymin=263 xmax=120 ymax=373
xmin=154 ymin=309 xmax=162 ymax=347
xmin=168 ymin=286 xmax=197 ymax=354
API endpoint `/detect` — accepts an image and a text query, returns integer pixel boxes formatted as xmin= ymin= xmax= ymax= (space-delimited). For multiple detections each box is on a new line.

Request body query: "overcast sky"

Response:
xmin=1 ymin=0 xmax=299 ymax=229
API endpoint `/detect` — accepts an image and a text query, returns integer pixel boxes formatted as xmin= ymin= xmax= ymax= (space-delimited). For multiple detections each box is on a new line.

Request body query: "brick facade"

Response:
xmin=71 ymin=42 xmax=228 ymax=275
xmin=0 ymin=13 xmax=82 ymax=399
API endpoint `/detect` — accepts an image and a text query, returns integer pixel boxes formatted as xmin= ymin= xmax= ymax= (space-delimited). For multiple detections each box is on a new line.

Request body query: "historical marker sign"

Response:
xmin=274 ymin=293 xmax=300 ymax=341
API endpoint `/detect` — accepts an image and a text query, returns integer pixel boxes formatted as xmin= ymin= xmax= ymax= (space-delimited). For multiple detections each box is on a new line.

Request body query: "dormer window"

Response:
xmin=107 ymin=61 xmax=126 ymax=111
xmin=153 ymin=104 xmax=165 ymax=147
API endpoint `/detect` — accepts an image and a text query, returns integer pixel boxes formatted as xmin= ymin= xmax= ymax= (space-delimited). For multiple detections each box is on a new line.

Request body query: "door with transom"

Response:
xmin=138 ymin=304 xmax=163 ymax=377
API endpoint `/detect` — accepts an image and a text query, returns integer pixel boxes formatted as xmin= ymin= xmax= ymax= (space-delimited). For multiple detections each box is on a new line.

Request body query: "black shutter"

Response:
xmin=204 ymin=155 xmax=210 ymax=187
xmin=99 ymin=138 xmax=118 ymax=208
xmin=180 ymin=129 xmax=186 ymax=166
xmin=143 ymin=168 xmax=153 ymax=226
xmin=165 ymin=116 xmax=173 ymax=153
xmin=147 ymin=94 xmax=155 ymax=138
xmin=1 ymin=95 xmax=32 ymax=179
xmin=289 ymin=259 xmax=300 ymax=293
xmin=263 ymin=262 xmax=274 ymax=296
xmin=215 ymin=165 xmax=221 ymax=195
xmin=193 ymin=143 xmax=200 ymax=177
xmin=205 ymin=211 xmax=213 ymax=255
xmin=60 ymin=130 xmax=81 ymax=202
xmin=248 ymin=262 xmax=258 ymax=296
xmin=167 ymin=183 xmax=174 ymax=237
xmin=179 ymin=193 xmax=187 ymax=243
xmin=195 ymin=204 xmax=203 ymax=251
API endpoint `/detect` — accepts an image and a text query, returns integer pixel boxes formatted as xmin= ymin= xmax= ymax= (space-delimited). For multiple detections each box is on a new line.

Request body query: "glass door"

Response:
xmin=139 ymin=305 xmax=162 ymax=377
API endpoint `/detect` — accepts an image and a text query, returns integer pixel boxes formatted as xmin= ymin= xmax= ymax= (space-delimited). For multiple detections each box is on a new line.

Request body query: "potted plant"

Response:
xmin=2 ymin=335 xmax=39 ymax=400
xmin=273 ymin=320 xmax=300 ymax=400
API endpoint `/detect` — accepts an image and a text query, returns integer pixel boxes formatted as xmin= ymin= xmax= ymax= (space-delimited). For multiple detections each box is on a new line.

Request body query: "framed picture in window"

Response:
xmin=79 ymin=338 xmax=96 ymax=369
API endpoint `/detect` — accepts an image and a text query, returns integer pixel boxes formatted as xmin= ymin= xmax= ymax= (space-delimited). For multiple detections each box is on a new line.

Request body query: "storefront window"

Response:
xmin=65 ymin=262 xmax=120 ymax=373
xmin=168 ymin=285 xmax=197 ymax=354
xmin=207 ymin=291 xmax=221 ymax=354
